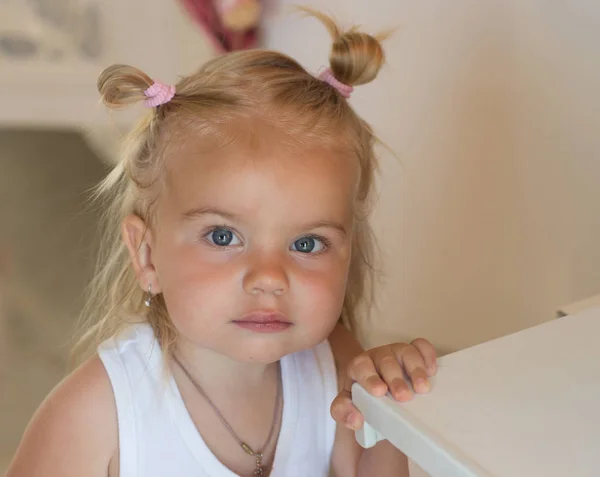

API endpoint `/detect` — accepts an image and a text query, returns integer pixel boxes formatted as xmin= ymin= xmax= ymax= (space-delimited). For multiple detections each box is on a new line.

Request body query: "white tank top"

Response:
xmin=98 ymin=324 xmax=338 ymax=477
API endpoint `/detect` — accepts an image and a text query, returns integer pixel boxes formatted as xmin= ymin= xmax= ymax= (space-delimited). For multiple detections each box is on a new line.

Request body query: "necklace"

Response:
xmin=173 ymin=355 xmax=282 ymax=477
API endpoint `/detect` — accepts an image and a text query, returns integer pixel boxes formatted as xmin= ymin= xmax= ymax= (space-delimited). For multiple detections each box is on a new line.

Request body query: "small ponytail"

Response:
xmin=298 ymin=7 xmax=387 ymax=87
xmin=97 ymin=64 xmax=155 ymax=109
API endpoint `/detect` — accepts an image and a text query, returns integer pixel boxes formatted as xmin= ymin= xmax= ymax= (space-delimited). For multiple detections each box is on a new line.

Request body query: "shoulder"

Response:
xmin=6 ymin=355 xmax=118 ymax=477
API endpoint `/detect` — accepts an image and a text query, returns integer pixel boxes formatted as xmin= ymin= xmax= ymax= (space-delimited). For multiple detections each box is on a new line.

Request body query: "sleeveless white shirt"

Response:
xmin=98 ymin=324 xmax=338 ymax=477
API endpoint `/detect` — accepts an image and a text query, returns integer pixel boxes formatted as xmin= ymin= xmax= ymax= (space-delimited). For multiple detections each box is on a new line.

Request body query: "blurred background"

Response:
xmin=1 ymin=0 xmax=600 ymax=474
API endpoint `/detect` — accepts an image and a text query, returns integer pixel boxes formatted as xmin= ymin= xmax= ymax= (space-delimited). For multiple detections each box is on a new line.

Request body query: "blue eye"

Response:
xmin=206 ymin=227 xmax=240 ymax=247
xmin=292 ymin=236 xmax=326 ymax=254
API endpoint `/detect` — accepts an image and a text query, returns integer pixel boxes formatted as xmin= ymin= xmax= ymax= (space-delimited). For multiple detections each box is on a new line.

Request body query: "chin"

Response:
xmin=232 ymin=343 xmax=294 ymax=364
xmin=225 ymin=335 xmax=311 ymax=364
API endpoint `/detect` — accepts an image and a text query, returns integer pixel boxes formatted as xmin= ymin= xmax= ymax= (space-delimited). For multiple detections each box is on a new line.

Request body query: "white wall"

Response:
xmin=263 ymin=1 xmax=600 ymax=352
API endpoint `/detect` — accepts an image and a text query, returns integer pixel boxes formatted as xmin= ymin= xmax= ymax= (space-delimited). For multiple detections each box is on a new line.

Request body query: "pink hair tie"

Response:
xmin=144 ymin=81 xmax=176 ymax=108
xmin=318 ymin=68 xmax=354 ymax=99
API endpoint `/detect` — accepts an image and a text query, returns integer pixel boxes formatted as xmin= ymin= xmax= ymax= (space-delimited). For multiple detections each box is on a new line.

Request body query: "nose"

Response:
xmin=243 ymin=254 xmax=289 ymax=296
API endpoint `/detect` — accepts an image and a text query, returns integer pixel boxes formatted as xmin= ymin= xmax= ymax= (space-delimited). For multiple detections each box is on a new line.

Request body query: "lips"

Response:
xmin=232 ymin=311 xmax=293 ymax=333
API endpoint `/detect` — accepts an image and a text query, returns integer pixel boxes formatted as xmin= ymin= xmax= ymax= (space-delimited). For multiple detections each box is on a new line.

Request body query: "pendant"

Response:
xmin=241 ymin=443 xmax=265 ymax=477
xmin=253 ymin=455 xmax=264 ymax=477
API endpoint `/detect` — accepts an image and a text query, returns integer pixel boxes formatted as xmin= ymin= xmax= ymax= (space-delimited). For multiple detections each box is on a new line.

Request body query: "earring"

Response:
xmin=144 ymin=284 xmax=153 ymax=308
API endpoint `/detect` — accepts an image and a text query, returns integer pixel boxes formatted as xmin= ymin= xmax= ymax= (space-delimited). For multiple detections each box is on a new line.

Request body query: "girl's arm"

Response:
xmin=328 ymin=322 xmax=365 ymax=476
xmin=328 ymin=322 xmax=436 ymax=477
xmin=6 ymin=356 xmax=118 ymax=477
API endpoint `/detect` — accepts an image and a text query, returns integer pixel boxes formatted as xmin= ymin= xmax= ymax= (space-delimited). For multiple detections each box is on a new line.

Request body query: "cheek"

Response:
xmin=154 ymin=244 xmax=239 ymax=306
xmin=158 ymin=257 xmax=241 ymax=340
xmin=293 ymin=269 xmax=347 ymax=344
xmin=297 ymin=260 xmax=350 ymax=314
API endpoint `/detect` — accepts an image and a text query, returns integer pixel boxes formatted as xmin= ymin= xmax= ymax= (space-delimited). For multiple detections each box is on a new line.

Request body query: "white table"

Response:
xmin=352 ymin=307 xmax=600 ymax=477
xmin=557 ymin=293 xmax=600 ymax=317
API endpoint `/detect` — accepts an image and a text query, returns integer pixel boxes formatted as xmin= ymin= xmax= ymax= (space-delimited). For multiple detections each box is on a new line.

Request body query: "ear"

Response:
xmin=122 ymin=214 xmax=162 ymax=294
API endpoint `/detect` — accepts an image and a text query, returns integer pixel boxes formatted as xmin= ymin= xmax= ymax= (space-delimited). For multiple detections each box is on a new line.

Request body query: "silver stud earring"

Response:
xmin=144 ymin=284 xmax=153 ymax=308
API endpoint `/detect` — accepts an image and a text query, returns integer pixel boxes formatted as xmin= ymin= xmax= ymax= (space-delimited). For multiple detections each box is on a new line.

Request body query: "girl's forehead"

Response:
xmin=161 ymin=140 xmax=359 ymax=223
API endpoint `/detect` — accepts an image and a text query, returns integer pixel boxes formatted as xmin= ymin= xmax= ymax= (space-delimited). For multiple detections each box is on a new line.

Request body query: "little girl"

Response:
xmin=7 ymin=10 xmax=438 ymax=477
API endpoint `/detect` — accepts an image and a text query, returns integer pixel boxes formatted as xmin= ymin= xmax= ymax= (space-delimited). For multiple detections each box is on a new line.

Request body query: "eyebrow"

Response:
xmin=182 ymin=207 xmax=347 ymax=236
xmin=182 ymin=207 xmax=240 ymax=221
xmin=303 ymin=220 xmax=348 ymax=236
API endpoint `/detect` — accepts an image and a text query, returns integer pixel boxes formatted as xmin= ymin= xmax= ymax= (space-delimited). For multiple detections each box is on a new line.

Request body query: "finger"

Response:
xmin=411 ymin=337 xmax=438 ymax=376
xmin=347 ymin=354 xmax=387 ymax=396
xmin=330 ymin=390 xmax=364 ymax=430
xmin=373 ymin=347 xmax=413 ymax=402
xmin=394 ymin=345 xmax=431 ymax=394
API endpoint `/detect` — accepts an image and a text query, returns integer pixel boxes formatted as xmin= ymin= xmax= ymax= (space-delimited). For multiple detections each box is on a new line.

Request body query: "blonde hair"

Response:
xmin=75 ymin=9 xmax=386 ymax=360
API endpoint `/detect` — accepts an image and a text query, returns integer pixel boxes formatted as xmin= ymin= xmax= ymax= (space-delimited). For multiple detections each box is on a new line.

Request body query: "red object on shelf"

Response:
xmin=178 ymin=0 xmax=261 ymax=53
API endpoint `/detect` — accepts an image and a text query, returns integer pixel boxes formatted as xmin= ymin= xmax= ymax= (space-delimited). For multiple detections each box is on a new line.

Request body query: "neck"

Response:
xmin=172 ymin=336 xmax=279 ymax=393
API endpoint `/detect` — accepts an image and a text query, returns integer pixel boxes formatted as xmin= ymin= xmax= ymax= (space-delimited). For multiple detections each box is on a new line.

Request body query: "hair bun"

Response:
xmin=299 ymin=7 xmax=386 ymax=87
xmin=97 ymin=64 xmax=154 ymax=109
xmin=330 ymin=30 xmax=385 ymax=86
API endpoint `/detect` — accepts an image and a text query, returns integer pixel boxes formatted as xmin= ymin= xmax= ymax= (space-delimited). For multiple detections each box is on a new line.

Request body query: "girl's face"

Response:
xmin=128 ymin=134 xmax=358 ymax=364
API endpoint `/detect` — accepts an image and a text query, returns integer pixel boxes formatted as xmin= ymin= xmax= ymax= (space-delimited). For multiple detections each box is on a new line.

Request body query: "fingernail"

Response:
xmin=394 ymin=388 xmax=413 ymax=402
xmin=346 ymin=414 xmax=363 ymax=430
xmin=345 ymin=414 xmax=355 ymax=429
xmin=416 ymin=377 xmax=431 ymax=391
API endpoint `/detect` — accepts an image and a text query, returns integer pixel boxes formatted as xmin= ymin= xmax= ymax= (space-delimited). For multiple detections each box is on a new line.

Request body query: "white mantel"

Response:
xmin=0 ymin=0 xmax=213 ymax=163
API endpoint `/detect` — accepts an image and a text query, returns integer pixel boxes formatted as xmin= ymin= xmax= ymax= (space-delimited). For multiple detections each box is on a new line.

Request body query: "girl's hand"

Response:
xmin=331 ymin=339 xmax=437 ymax=431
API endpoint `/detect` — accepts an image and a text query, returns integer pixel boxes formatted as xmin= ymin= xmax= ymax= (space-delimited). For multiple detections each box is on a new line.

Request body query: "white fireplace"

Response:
xmin=0 ymin=0 xmax=212 ymax=162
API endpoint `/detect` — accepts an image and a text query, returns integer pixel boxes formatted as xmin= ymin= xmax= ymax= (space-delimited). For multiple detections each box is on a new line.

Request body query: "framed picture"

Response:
xmin=0 ymin=0 xmax=183 ymax=129
xmin=0 ymin=0 xmax=103 ymax=65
